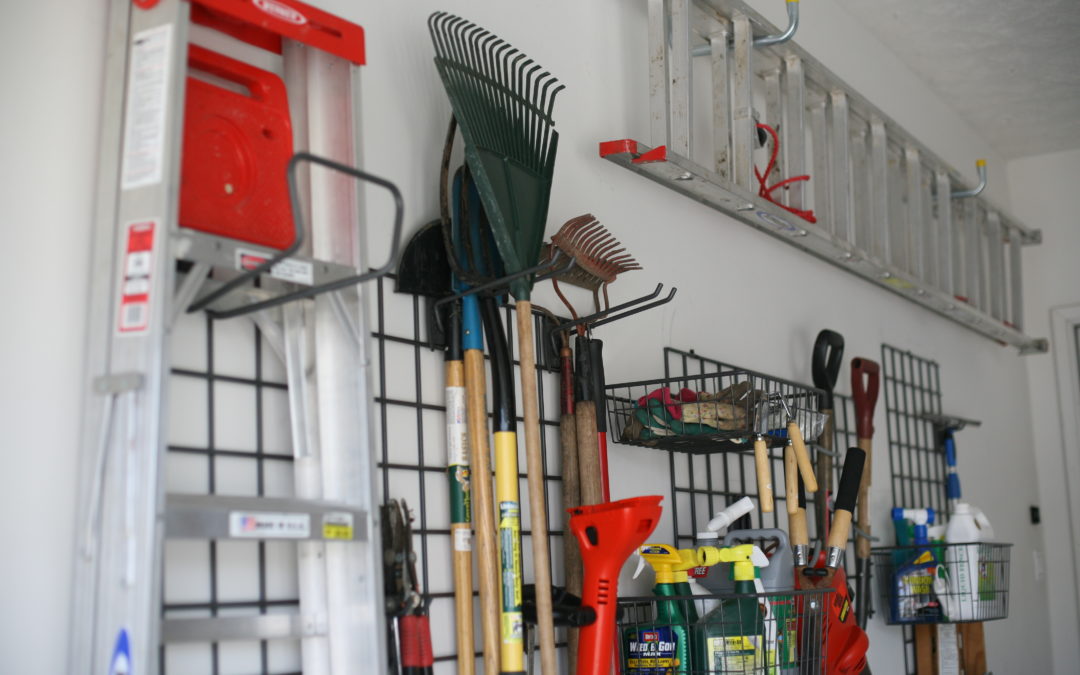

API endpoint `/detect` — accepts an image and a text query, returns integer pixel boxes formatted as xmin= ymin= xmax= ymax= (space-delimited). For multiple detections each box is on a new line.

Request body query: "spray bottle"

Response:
xmin=693 ymin=496 xmax=756 ymax=603
xmin=890 ymin=508 xmax=942 ymax=622
xmin=696 ymin=544 xmax=770 ymax=673
xmin=627 ymin=544 xmax=717 ymax=674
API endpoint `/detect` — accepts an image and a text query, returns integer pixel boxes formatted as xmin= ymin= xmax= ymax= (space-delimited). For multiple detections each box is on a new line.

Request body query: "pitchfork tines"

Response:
xmin=549 ymin=214 xmax=641 ymax=323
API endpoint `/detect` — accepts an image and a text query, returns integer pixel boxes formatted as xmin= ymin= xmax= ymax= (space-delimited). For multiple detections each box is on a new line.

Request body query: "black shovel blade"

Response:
xmin=395 ymin=219 xmax=452 ymax=298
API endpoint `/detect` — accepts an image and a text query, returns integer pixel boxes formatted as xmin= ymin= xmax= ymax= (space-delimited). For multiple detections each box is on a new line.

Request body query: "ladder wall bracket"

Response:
xmin=599 ymin=139 xmax=1047 ymax=353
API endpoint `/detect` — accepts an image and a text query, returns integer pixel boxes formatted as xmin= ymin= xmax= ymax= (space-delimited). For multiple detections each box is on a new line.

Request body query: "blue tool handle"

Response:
xmin=943 ymin=432 xmax=957 ymax=468
xmin=462 ymin=294 xmax=483 ymax=351
xmin=947 ymin=474 xmax=962 ymax=501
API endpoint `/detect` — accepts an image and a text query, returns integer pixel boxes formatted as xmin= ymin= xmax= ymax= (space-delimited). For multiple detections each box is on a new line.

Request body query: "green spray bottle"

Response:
xmin=626 ymin=544 xmax=712 ymax=674
xmin=696 ymin=544 xmax=770 ymax=673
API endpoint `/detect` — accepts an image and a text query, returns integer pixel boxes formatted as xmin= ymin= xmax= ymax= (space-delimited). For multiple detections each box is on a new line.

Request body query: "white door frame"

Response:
xmin=1050 ymin=303 xmax=1080 ymax=614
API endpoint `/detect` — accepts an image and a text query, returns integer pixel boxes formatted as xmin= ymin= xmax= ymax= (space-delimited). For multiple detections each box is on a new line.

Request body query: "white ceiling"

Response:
xmin=830 ymin=0 xmax=1080 ymax=159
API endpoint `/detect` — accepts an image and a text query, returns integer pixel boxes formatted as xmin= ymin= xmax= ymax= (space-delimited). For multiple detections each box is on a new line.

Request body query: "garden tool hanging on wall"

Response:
xmin=430 ymin=15 xmax=565 ymax=673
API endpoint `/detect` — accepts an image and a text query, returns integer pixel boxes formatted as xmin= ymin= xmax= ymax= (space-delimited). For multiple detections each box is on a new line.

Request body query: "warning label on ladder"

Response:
xmin=121 ymin=24 xmax=172 ymax=190
xmin=118 ymin=220 xmax=156 ymax=334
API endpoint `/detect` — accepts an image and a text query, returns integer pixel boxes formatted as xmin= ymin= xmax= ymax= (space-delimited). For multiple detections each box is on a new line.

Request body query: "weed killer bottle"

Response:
xmin=626 ymin=544 xmax=703 ymax=674
xmin=697 ymin=544 xmax=769 ymax=673
xmin=943 ymin=502 xmax=992 ymax=621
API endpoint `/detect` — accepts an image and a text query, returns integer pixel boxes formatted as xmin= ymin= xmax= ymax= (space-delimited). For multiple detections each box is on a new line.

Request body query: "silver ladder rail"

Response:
xmin=609 ymin=0 xmax=1045 ymax=353
xmin=68 ymin=1 xmax=391 ymax=672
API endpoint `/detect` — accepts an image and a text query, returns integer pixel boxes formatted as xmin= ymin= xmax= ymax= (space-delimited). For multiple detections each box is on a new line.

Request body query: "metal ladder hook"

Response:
xmin=951 ymin=159 xmax=987 ymax=199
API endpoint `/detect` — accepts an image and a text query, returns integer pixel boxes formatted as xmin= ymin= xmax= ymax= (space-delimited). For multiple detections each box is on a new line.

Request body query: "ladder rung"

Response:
xmin=161 ymin=614 xmax=313 ymax=643
xmin=165 ymin=493 xmax=367 ymax=541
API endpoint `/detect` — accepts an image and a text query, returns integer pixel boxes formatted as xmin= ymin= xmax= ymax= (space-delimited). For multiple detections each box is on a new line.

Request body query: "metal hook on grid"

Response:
xmin=545 ymin=282 xmax=676 ymax=341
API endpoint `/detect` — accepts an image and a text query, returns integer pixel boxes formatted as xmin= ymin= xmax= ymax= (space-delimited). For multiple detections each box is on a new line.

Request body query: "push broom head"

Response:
xmin=429 ymin=12 xmax=564 ymax=301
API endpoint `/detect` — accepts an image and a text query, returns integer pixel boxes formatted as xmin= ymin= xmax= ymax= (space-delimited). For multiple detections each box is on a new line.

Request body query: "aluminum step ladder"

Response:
xmin=68 ymin=1 xmax=400 ymax=672
xmin=601 ymin=0 xmax=1045 ymax=353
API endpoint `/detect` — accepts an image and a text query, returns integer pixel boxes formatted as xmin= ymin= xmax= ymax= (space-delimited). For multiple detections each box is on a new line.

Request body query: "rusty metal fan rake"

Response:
xmin=548 ymin=214 xmax=642 ymax=328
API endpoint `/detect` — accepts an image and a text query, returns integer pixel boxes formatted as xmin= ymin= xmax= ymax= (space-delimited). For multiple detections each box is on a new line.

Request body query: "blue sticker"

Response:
xmin=756 ymin=210 xmax=798 ymax=233
xmin=109 ymin=629 xmax=131 ymax=675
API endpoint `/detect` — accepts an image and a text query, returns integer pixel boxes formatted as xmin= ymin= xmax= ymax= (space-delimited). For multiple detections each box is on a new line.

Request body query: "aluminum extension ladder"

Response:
xmin=69 ymin=1 xmax=399 ymax=672
xmin=602 ymin=0 xmax=1046 ymax=353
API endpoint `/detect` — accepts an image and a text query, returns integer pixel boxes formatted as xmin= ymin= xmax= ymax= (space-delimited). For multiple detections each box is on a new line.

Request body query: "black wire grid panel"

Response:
xmin=617 ymin=588 xmax=832 ymax=674
xmin=880 ymin=344 xmax=945 ymax=675
xmin=162 ymin=275 xmax=567 ymax=674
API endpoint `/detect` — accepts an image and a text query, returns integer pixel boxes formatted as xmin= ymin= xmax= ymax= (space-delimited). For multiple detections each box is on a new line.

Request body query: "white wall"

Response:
xmin=0 ymin=0 xmax=1059 ymax=672
xmin=0 ymin=1 xmax=104 ymax=673
xmin=1009 ymin=147 xmax=1080 ymax=674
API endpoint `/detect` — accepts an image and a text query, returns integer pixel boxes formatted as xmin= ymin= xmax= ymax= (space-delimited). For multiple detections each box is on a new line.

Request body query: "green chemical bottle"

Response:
xmin=697 ymin=544 xmax=769 ymax=673
xmin=626 ymin=544 xmax=709 ymax=674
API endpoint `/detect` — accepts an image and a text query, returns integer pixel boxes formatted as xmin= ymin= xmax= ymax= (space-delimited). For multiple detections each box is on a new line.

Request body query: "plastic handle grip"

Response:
xmin=850 ymin=358 xmax=880 ymax=439
xmin=812 ymin=329 xmax=845 ymax=406
xmin=944 ymin=433 xmax=957 ymax=468
xmin=947 ymin=474 xmax=962 ymax=500
xmin=834 ymin=447 xmax=866 ymax=516
xmin=571 ymin=496 xmax=662 ymax=675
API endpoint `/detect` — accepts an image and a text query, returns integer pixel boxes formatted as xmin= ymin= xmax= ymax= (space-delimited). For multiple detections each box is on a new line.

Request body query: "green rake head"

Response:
xmin=429 ymin=12 xmax=564 ymax=301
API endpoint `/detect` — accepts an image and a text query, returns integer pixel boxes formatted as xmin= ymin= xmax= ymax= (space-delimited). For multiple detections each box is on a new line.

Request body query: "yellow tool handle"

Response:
xmin=464 ymin=349 xmax=500 ymax=675
xmin=785 ymin=444 xmax=799 ymax=515
xmin=754 ymin=436 xmax=774 ymax=513
xmin=494 ymin=431 xmax=524 ymax=672
xmin=856 ymin=436 xmax=873 ymax=559
xmin=788 ymin=420 xmax=818 ymax=493
xmin=515 ymin=303 xmax=557 ymax=675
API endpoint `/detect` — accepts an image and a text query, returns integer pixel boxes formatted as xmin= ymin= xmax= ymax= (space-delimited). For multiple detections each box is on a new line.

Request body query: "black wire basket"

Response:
xmin=870 ymin=543 xmax=1012 ymax=625
xmin=606 ymin=366 xmax=824 ymax=454
xmin=617 ymin=589 xmax=832 ymax=674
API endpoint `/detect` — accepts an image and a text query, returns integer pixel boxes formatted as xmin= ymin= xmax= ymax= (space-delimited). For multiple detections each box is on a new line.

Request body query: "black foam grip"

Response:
xmin=834 ymin=447 xmax=865 ymax=514
xmin=590 ymin=338 xmax=607 ymax=432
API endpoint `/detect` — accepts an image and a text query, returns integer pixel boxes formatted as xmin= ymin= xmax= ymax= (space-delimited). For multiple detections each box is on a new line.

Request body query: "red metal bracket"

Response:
xmin=598 ymin=139 xmax=667 ymax=164
xmin=192 ymin=0 xmax=365 ymax=65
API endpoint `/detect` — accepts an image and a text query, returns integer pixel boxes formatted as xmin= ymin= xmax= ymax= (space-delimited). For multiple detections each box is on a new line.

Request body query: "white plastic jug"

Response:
xmin=942 ymin=502 xmax=993 ymax=620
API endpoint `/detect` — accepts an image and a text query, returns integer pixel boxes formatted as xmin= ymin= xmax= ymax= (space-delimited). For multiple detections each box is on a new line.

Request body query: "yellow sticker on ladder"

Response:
xmin=322 ymin=512 xmax=354 ymax=540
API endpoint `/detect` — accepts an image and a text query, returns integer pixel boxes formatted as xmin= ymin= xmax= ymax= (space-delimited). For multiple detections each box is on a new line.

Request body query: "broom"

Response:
xmin=430 ymin=13 xmax=564 ymax=675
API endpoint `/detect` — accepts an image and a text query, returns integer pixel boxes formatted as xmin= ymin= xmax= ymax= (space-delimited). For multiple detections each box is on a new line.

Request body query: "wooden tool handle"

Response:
xmin=463 ymin=349 xmax=499 ymax=675
xmin=515 ymin=302 xmax=557 ymax=675
xmin=576 ymin=402 xmax=604 ymax=506
xmin=790 ymin=507 xmax=809 ymax=548
xmin=560 ymin=414 xmax=582 ymax=670
xmin=754 ymin=437 xmax=774 ymax=513
xmin=785 ymin=444 xmax=799 ymax=514
xmin=856 ymin=436 xmax=873 ymax=559
xmin=815 ymin=410 xmax=835 ymax=541
xmin=445 ymin=360 xmax=474 ymax=675
xmin=828 ymin=509 xmax=853 ymax=551
xmin=788 ymin=420 xmax=818 ymax=492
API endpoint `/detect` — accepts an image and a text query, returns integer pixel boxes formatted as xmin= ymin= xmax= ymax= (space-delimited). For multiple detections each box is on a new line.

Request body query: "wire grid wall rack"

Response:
xmin=880 ymin=343 xmax=946 ymax=675
xmin=646 ymin=348 xmax=863 ymax=587
xmin=162 ymin=275 xmax=568 ymax=674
